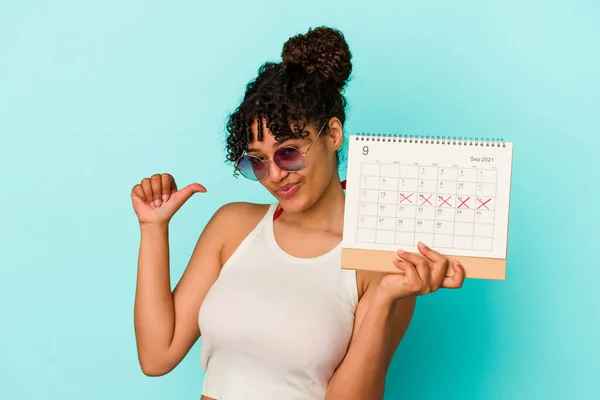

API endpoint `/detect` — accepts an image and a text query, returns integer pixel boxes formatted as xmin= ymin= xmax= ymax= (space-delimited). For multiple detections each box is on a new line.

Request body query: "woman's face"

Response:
xmin=245 ymin=119 xmax=341 ymax=212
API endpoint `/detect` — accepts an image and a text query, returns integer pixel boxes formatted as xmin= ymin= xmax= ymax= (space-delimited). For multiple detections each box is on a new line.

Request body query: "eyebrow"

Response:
xmin=247 ymin=136 xmax=310 ymax=153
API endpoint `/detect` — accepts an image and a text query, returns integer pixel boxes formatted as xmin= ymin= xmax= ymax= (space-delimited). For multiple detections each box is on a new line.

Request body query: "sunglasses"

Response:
xmin=235 ymin=122 xmax=328 ymax=181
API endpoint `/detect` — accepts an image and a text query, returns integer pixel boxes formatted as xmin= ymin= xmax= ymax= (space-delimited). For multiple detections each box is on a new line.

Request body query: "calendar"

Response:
xmin=341 ymin=134 xmax=514 ymax=280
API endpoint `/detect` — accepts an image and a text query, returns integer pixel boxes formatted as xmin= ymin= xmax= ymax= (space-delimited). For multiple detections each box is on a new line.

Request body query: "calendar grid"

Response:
xmin=357 ymin=163 xmax=499 ymax=251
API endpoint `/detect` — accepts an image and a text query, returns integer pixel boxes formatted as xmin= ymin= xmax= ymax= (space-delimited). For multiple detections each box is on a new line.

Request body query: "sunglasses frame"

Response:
xmin=235 ymin=121 xmax=328 ymax=181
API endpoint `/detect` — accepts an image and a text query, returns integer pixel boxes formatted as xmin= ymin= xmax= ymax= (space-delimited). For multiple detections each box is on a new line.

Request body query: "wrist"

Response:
xmin=372 ymin=287 xmax=398 ymax=311
xmin=139 ymin=221 xmax=169 ymax=233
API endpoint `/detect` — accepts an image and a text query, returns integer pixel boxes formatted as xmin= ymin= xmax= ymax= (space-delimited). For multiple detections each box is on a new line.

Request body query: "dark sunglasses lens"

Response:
xmin=237 ymin=156 xmax=267 ymax=180
xmin=274 ymin=147 xmax=305 ymax=171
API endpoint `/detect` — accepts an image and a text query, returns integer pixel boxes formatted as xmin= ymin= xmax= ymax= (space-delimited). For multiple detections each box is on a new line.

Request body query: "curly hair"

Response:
xmin=225 ymin=26 xmax=352 ymax=173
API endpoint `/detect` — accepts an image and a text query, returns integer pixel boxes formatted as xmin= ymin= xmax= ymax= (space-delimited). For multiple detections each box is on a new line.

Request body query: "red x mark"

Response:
xmin=419 ymin=194 xmax=432 ymax=206
xmin=477 ymin=198 xmax=491 ymax=209
xmin=399 ymin=193 xmax=413 ymax=203
xmin=458 ymin=196 xmax=470 ymax=209
xmin=438 ymin=196 xmax=451 ymax=207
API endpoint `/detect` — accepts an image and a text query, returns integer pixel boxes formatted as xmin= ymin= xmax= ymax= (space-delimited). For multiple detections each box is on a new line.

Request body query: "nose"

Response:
xmin=267 ymin=159 xmax=289 ymax=183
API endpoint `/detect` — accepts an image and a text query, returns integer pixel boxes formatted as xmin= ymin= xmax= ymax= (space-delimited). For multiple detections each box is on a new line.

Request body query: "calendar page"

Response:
xmin=342 ymin=136 xmax=513 ymax=259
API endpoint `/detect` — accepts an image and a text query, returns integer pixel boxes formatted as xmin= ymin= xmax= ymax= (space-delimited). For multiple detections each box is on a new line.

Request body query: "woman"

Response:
xmin=131 ymin=26 xmax=465 ymax=400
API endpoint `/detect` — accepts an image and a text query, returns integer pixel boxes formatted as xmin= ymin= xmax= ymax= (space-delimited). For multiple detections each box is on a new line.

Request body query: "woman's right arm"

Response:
xmin=134 ymin=212 xmax=226 ymax=376
xmin=130 ymin=173 xmax=224 ymax=376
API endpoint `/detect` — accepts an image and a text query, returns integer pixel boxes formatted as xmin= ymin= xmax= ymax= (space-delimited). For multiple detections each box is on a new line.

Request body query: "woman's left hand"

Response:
xmin=377 ymin=242 xmax=465 ymax=303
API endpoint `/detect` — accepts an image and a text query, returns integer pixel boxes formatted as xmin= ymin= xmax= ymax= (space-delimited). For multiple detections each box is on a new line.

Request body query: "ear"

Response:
xmin=326 ymin=117 xmax=344 ymax=152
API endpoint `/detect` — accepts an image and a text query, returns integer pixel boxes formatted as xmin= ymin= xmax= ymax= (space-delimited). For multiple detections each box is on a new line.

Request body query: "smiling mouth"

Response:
xmin=275 ymin=182 xmax=301 ymax=198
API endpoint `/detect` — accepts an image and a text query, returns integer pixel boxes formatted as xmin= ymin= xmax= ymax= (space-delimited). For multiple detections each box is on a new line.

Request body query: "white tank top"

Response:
xmin=198 ymin=203 xmax=359 ymax=400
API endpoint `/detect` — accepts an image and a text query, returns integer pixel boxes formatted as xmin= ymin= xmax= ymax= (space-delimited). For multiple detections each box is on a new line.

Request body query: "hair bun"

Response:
xmin=281 ymin=26 xmax=352 ymax=90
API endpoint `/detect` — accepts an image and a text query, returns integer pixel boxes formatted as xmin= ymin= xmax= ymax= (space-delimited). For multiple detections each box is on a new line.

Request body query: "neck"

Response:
xmin=280 ymin=171 xmax=346 ymax=233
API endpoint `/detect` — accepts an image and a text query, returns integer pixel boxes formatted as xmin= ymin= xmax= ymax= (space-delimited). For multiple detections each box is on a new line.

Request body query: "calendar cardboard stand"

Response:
xmin=341 ymin=248 xmax=507 ymax=280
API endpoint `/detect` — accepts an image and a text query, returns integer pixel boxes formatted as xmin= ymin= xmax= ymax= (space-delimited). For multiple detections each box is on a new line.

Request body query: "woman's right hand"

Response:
xmin=130 ymin=173 xmax=207 ymax=225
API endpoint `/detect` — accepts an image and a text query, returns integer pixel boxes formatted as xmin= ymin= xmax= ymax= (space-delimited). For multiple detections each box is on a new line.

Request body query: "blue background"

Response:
xmin=1 ymin=1 xmax=598 ymax=399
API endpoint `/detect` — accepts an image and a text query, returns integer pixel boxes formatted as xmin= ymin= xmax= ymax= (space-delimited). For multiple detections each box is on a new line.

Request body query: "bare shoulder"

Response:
xmin=210 ymin=202 xmax=272 ymax=265
xmin=210 ymin=201 xmax=270 ymax=231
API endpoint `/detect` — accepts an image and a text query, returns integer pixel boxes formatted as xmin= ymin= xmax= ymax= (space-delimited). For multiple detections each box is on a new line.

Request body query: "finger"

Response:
xmin=397 ymin=261 xmax=422 ymax=291
xmin=430 ymin=258 xmax=448 ymax=290
xmin=442 ymin=260 xmax=466 ymax=289
xmin=416 ymin=243 xmax=447 ymax=291
xmin=171 ymin=183 xmax=207 ymax=206
xmin=179 ymin=183 xmax=207 ymax=196
xmin=161 ymin=173 xmax=174 ymax=202
xmin=140 ymin=178 xmax=155 ymax=209
xmin=396 ymin=249 xmax=430 ymax=268
xmin=183 ymin=183 xmax=207 ymax=193
xmin=131 ymin=184 xmax=145 ymax=199
xmin=130 ymin=184 xmax=146 ymax=207
xmin=392 ymin=258 xmax=411 ymax=274
xmin=397 ymin=249 xmax=431 ymax=288
xmin=417 ymin=242 xmax=444 ymax=262
xmin=150 ymin=174 xmax=163 ymax=207
xmin=414 ymin=257 xmax=431 ymax=289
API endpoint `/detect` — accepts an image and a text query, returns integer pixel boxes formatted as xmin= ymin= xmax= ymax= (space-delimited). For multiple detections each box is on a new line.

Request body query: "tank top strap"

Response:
xmin=220 ymin=203 xmax=278 ymax=274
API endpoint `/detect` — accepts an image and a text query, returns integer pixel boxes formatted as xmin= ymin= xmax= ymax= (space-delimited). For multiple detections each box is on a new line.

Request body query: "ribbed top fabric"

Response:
xmin=198 ymin=203 xmax=358 ymax=400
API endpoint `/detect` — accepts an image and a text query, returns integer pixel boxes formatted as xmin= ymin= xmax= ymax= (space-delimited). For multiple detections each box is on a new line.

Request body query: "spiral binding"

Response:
xmin=353 ymin=133 xmax=506 ymax=148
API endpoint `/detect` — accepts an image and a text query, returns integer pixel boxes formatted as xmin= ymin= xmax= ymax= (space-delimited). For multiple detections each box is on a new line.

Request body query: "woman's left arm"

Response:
xmin=324 ymin=283 xmax=416 ymax=400
xmin=325 ymin=243 xmax=465 ymax=400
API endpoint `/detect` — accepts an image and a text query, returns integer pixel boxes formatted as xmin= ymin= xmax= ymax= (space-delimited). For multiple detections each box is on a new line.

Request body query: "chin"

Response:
xmin=275 ymin=193 xmax=303 ymax=208
xmin=277 ymin=198 xmax=307 ymax=213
